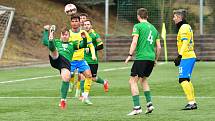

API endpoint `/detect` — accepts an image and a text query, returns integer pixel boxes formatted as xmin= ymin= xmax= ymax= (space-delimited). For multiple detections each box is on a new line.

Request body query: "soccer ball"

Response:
xmin=64 ymin=4 xmax=77 ymax=16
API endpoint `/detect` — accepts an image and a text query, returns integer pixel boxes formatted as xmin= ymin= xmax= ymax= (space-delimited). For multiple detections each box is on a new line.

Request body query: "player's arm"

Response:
xmin=86 ymin=32 xmax=97 ymax=60
xmin=42 ymin=25 xmax=50 ymax=46
xmin=95 ymin=34 xmax=103 ymax=51
xmin=174 ymin=27 xmax=188 ymax=66
xmin=125 ymin=35 xmax=138 ymax=63
xmin=73 ymin=32 xmax=88 ymax=50
xmin=155 ymin=38 xmax=161 ymax=66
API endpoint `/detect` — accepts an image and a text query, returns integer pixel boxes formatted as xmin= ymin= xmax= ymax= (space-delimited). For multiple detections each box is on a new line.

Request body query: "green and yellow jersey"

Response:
xmin=69 ymin=29 xmax=95 ymax=61
xmin=84 ymin=29 xmax=103 ymax=64
xmin=177 ymin=24 xmax=196 ymax=59
xmin=132 ymin=21 xmax=160 ymax=61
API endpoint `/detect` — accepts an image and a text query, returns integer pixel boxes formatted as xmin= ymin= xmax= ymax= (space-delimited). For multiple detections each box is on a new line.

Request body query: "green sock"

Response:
xmin=96 ymin=76 xmax=104 ymax=84
xmin=48 ymin=40 xmax=56 ymax=52
xmin=80 ymin=80 xmax=85 ymax=93
xmin=61 ymin=81 xmax=69 ymax=99
xmin=144 ymin=91 xmax=152 ymax=103
xmin=132 ymin=95 xmax=140 ymax=107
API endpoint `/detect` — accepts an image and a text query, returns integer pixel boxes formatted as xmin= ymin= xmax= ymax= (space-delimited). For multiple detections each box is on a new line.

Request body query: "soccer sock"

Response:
xmin=80 ymin=80 xmax=85 ymax=93
xmin=84 ymin=77 xmax=92 ymax=93
xmin=181 ymin=81 xmax=194 ymax=102
xmin=76 ymin=81 xmax=80 ymax=90
xmin=61 ymin=81 xmax=69 ymax=99
xmin=48 ymin=41 xmax=56 ymax=52
xmin=132 ymin=95 xmax=140 ymax=107
xmin=144 ymin=91 xmax=152 ymax=103
xmin=96 ymin=76 xmax=105 ymax=84
xmin=189 ymin=81 xmax=196 ymax=102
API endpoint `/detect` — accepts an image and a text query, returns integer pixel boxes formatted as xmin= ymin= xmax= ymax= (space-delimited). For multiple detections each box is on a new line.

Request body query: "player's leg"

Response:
xmin=139 ymin=60 xmax=155 ymax=114
xmin=89 ymin=64 xmax=109 ymax=92
xmin=179 ymin=58 xmax=197 ymax=110
xmin=69 ymin=61 xmax=77 ymax=93
xmin=127 ymin=61 xmax=142 ymax=116
xmin=59 ymin=68 xmax=70 ymax=109
xmin=78 ymin=60 xmax=93 ymax=105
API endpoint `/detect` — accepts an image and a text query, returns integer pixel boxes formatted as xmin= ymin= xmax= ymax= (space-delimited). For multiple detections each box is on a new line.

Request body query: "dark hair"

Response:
xmin=173 ymin=9 xmax=187 ymax=19
xmin=61 ymin=26 xmax=69 ymax=34
xmin=137 ymin=8 xmax=148 ymax=19
xmin=79 ymin=13 xmax=88 ymax=17
xmin=70 ymin=14 xmax=80 ymax=21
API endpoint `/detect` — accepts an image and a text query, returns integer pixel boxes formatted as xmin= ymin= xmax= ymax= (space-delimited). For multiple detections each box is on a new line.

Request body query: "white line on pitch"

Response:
xmin=0 ymin=62 xmax=166 ymax=84
xmin=0 ymin=96 xmax=214 ymax=99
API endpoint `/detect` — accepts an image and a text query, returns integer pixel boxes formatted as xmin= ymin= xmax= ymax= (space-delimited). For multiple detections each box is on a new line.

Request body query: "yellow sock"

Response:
xmin=189 ymin=81 xmax=196 ymax=102
xmin=76 ymin=80 xmax=80 ymax=90
xmin=70 ymin=75 xmax=75 ymax=84
xmin=84 ymin=77 xmax=92 ymax=93
xmin=181 ymin=81 xmax=194 ymax=102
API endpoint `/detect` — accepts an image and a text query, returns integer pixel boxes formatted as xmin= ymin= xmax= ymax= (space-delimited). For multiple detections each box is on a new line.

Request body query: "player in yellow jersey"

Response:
xmin=69 ymin=14 xmax=97 ymax=105
xmin=173 ymin=9 xmax=197 ymax=110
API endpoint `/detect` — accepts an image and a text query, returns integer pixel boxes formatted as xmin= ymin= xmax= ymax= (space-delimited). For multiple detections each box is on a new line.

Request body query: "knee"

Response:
xmin=61 ymin=71 xmax=71 ymax=82
xmin=179 ymin=78 xmax=190 ymax=83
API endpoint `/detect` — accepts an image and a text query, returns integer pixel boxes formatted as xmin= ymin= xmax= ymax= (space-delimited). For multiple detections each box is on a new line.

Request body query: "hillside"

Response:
xmin=0 ymin=0 xmax=117 ymax=67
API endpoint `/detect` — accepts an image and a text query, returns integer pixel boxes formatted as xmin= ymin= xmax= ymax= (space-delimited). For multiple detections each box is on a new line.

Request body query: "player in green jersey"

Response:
xmin=82 ymin=19 xmax=109 ymax=92
xmin=125 ymin=8 xmax=161 ymax=115
xmin=42 ymin=25 xmax=87 ymax=109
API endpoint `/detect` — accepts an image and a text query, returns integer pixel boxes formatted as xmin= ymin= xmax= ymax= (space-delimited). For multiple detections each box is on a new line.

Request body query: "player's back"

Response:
xmin=133 ymin=22 xmax=159 ymax=61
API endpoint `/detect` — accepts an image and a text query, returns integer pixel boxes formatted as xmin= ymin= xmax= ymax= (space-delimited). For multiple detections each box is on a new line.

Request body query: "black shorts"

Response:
xmin=89 ymin=64 xmax=98 ymax=77
xmin=130 ymin=60 xmax=154 ymax=78
xmin=49 ymin=55 xmax=71 ymax=73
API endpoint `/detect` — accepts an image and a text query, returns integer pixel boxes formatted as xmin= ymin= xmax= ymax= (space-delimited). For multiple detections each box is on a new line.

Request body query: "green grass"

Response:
xmin=0 ymin=62 xmax=215 ymax=121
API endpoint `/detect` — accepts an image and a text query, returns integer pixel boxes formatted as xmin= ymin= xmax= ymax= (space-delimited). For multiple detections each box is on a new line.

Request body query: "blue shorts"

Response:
xmin=70 ymin=60 xmax=90 ymax=74
xmin=178 ymin=58 xmax=196 ymax=78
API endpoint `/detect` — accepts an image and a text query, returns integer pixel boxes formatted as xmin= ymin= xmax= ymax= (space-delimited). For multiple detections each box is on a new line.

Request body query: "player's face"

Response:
xmin=173 ymin=14 xmax=182 ymax=24
xmin=70 ymin=18 xmax=80 ymax=29
xmin=80 ymin=16 xmax=87 ymax=23
xmin=84 ymin=21 xmax=92 ymax=31
xmin=61 ymin=31 xmax=70 ymax=42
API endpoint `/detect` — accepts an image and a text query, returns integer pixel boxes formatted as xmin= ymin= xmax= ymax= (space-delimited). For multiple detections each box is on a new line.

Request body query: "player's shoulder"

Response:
xmin=181 ymin=24 xmax=191 ymax=30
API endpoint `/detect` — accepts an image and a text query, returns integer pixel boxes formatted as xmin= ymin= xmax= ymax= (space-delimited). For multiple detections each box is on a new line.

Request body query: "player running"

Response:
xmin=125 ymin=8 xmax=161 ymax=115
xmin=173 ymin=9 xmax=197 ymax=110
xmin=42 ymin=25 xmax=87 ymax=109
xmin=82 ymin=19 xmax=109 ymax=92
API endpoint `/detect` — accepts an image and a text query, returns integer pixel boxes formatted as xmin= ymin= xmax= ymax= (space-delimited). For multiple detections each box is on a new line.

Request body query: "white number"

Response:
xmin=147 ymin=30 xmax=153 ymax=44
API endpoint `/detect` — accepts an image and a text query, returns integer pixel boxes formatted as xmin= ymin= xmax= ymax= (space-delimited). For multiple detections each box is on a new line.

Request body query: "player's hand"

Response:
xmin=92 ymin=55 xmax=97 ymax=60
xmin=44 ymin=25 xmax=50 ymax=30
xmin=81 ymin=32 xmax=86 ymax=38
xmin=85 ymin=48 xmax=90 ymax=53
xmin=174 ymin=55 xmax=182 ymax=66
xmin=125 ymin=55 xmax=132 ymax=64
xmin=154 ymin=60 xmax=157 ymax=67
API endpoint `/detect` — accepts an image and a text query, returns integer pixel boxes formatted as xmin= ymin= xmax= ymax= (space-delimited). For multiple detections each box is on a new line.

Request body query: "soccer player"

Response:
xmin=173 ymin=9 xmax=197 ymax=110
xmin=69 ymin=14 xmax=96 ymax=105
xmin=83 ymin=19 xmax=109 ymax=92
xmin=125 ymin=8 xmax=161 ymax=115
xmin=80 ymin=13 xmax=88 ymax=29
xmin=42 ymin=25 xmax=87 ymax=109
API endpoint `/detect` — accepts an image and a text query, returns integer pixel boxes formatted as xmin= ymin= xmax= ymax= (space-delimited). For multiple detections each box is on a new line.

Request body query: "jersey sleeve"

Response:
xmin=180 ymin=25 xmax=189 ymax=41
xmin=156 ymin=32 xmax=160 ymax=42
xmin=95 ymin=33 xmax=103 ymax=46
xmin=132 ymin=24 xmax=139 ymax=36
xmin=42 ymin=30 xmax=49 ymax=46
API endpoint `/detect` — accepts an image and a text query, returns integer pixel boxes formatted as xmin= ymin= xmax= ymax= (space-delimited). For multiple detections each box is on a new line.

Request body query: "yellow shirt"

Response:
xmin=177 ymin=24 xmax=196 ymax=59
xmin=69 ymin=29 xmax=93 ymax=61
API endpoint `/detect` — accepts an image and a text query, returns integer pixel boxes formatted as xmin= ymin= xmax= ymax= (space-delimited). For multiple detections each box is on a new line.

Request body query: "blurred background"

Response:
xmin=0 ymin=0 xmax=215 ymax=67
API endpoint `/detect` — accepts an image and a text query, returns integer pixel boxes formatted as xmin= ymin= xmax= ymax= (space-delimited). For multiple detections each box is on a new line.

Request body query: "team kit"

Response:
xmin=42 ymin=4 xmax=197 ymax=115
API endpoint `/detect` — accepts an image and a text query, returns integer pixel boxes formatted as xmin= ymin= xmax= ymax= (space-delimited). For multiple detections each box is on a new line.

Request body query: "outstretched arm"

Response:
xmin=42 ymin=25 xmax=50 ymax=46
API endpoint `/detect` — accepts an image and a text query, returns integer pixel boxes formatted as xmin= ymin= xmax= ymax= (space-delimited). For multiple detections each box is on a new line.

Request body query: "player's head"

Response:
xmin=70 ymin=14 xmax=80 ymax=29
xmin=83 ymin=19 xmax=93 ymax=32
xmin=173 ymin=9 xmax=187 ymax=24
xmin=80 ymin=13 xmax=88 ymax=25
xmin=137 ymin=8 xmax=148 ymax=21
xmin=60 ymin=26 xmax=70 ymax=42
